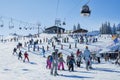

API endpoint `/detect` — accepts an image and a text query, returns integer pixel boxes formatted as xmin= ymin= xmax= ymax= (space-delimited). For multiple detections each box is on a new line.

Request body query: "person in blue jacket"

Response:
xmin=83 ymin=46 xmax=92 ymax=70
xmin=51 ymin=49 xmax=59 ymax=76
xmin=68 ymin=53 xmax=76 ymax=71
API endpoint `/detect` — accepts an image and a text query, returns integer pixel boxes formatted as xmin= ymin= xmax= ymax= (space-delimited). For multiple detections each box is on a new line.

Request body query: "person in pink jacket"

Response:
xmin=46 ymin=55 xmax=52 ymax=69
xmin=58 ymin=53 xmax=65 ymax=70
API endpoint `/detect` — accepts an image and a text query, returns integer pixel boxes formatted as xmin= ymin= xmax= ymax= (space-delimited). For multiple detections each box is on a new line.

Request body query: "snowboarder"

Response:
xmin=51 ymin=49 xmax=59 ymax=76
xmin=23 ymin=51 xmax=29 ymax=62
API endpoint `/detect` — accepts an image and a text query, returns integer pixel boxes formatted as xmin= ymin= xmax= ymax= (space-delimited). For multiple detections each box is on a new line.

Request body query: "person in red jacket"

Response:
xmin=23 ymin=51 xmax=29 ymax=62
xmin=76 ymin=49 xmax=81 ymax=57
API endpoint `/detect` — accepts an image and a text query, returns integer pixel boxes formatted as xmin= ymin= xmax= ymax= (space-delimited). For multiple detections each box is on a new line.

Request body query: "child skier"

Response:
xmin=68 ymin=53 xmax=76 ymax=71
xmin=23 ymin=51 xmax=29 ymax=62
xmin=76 ymin=49 xmax=81 ymax=57
xmin=58 ymin=53 xmax=65 ymax=70
xmin=13 ymin=47 xmax=17 ymax=55
xmin=66 ymin=55 xmax=70 ymax=66
xmin=46 ymin=55 xmax=52 ymax=69
xmin=76 ymin=53 xmax=82 ymax=67
xmin=18 ymin=51 xmax=22 ymax=60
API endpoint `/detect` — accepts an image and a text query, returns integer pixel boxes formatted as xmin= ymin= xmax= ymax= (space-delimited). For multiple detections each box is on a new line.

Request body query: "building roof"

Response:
xmin=45 ymin=26 xmax=65 ymax=30
xmin=72 ymin=28 xmax=88 ymax=33
xmin=44 ymin=26 xmax=65 ymax=34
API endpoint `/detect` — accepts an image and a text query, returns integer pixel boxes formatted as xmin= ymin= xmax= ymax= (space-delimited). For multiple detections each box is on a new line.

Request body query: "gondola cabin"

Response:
xmin=81 ymin=5 xmax=91 ymax=16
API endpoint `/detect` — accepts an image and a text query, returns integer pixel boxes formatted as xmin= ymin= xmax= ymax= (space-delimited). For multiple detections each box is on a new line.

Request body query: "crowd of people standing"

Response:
xmin=10 ymin=35 xmax=120 ymax=77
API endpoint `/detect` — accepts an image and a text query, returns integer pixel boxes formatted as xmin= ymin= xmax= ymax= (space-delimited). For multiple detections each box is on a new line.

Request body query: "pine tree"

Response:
xmin=100 ymin=23 xmax=104 ymax=34
xmin=112 ymin=24 xmax=116 ymax=34
xmin=107 ymin=22 xmax=112 ymax=34
xmin=77 ymin=23 xmax=81 ymax=30
xmin=117 ymin=23 xmax=120 ymax=31
xmin=100 ymin=22 xmax=112 ymax=34
xmin=73 ymin=25 xmax=76 ymax=31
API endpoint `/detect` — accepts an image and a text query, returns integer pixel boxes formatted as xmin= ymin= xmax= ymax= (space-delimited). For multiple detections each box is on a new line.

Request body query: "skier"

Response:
xmin=76 ymin=49 xmax=81 ymax=57
xmin=40 ymin=39 xmax=42 ymax=44
xmin=83 ymin=46 xmax=92 ymax=70
xmin=52 ymin=42 xmax=54 ymax=47
xmin=66 ymin=55 xmax=70 ymax=67
xmin=53 ymin=45 xmax=55 ymax=50
xmin=47 ymin=45 xmax=49 ymax=51
xmin=46 ymin=55 xmax=52 ymax=69
xmin=61 ymin=44 xmax=63 ymax=50
xmin=42 ymin=46 xmax=45 ymax=57
xmin=58 ymin=53 xmax=65 ymax=70
xmin=18 ymin=51 xmax=22 ymax=60
xmin=68 ymin=53 xmax=76 ymax=71
xmin=28 ymin=44 xmax=31 ymax=51
xmin=75 ymin=43 xmax=77 ymax=48
xmin=96 ymin=52 xmax=101 ymax=63
xmin=51 ymin=49 xmax=59 ymax=76
xmin=23 ymin=51 xmax=29 ymax=62
xmin=115 ymin=51 xmax=120 ymax=65
xmin=69 ymin=44 xmax=71 ymax=49
xmin=13 ymin=47 xmax=17 ymax=55
xmin=17 ymin=42 xmax=22 ymax=50
xmin=24 ymin=42 xmax=27 ymax=47
xmin=76 ymin=53 xmax=82 ymax=67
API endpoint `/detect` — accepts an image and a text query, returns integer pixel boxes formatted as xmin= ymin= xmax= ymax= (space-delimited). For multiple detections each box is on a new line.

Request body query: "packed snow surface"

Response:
xmin=0 ymin=34 xmax=120 ymax=80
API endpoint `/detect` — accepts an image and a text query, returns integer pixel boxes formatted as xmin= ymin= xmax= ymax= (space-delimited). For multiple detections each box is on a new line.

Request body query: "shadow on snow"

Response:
xmin=92 ymin=68 xmax=120 ymax=73
xmin=4 ymin=69 xmax=11 ymax=71
xmin=29 ymin=61 xmax=38 ymax=65
xmin=22 ymin=69 xmax=29 ymax=71
xmin=61 ymin=74 xmax=93 ymax=79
